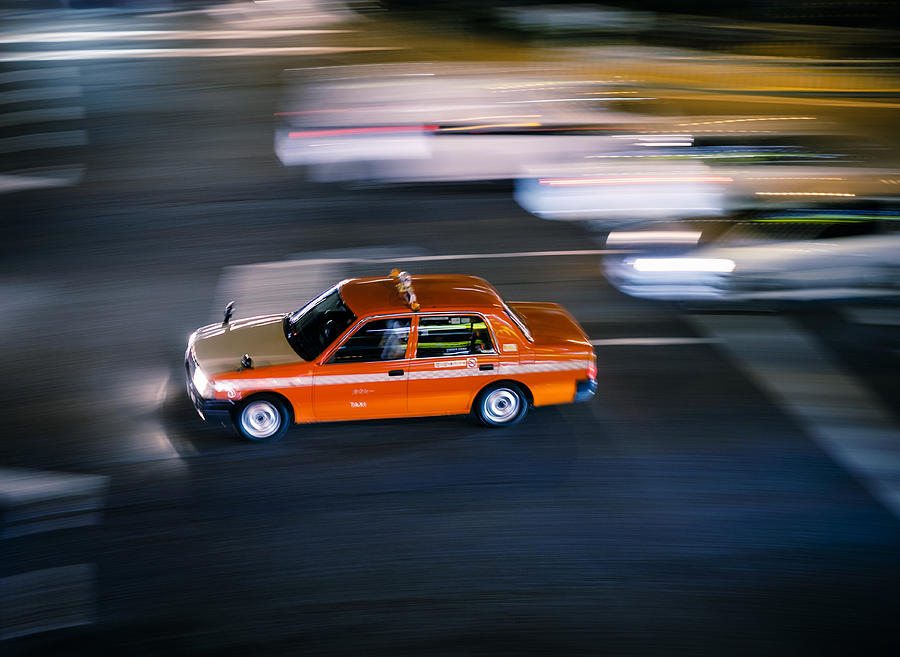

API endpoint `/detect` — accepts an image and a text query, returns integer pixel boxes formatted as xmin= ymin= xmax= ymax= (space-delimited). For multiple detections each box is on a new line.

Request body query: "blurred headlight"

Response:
xmin=632 ymin=257 xmax=736 ymax=273
xmin=192 ymin=366 xmax=213 ymax=399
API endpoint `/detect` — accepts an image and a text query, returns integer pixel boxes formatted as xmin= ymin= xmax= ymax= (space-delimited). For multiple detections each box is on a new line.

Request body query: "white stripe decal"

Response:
xmin=213 ymin=361 xmax=591 ymax=392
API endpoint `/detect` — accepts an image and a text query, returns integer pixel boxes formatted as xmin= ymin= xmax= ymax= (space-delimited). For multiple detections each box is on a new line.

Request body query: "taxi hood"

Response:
xmin=190 ymin=314 xmax=302 ymax=374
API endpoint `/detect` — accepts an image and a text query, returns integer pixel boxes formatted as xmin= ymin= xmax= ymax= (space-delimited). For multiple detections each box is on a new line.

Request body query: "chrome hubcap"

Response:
xmin=484 ymin=388 xmax=520 ymax=423
xmin=241 ymin=400 xmax=280 ymax=439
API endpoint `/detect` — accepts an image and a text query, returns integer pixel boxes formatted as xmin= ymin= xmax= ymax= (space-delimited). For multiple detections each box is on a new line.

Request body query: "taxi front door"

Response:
xmin=313 ymin=316 xmax=411 ymax=421
xmin=407 ymin=314 xmax=499 ymax=416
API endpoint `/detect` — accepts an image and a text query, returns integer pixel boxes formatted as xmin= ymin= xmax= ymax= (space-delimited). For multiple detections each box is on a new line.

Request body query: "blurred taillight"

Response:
xmin=587 ymin=360 xmax=597 ymax=381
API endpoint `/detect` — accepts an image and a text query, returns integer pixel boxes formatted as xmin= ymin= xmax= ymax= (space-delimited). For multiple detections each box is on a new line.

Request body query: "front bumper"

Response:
xmin=574 ymin=378 xmax=597 ymax=402
xmin=185 ymin=358 xmax=234 ymax=425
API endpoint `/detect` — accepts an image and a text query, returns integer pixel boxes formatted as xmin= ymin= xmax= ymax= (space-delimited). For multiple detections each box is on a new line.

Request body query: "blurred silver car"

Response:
xmin=605 ymin=231 xmax=900 ymax=302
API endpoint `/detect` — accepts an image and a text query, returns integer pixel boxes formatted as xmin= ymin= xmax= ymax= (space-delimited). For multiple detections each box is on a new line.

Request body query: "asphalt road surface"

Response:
xmin=2 ymin=8 xmax=900 ymax=656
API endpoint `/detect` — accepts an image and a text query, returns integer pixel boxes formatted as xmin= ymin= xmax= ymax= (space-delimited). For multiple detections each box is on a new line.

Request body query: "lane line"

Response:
xmin=689 ymin=314 xmax=900 ymax=520
xmin=1 ymin=47 xmax=403 ymax=62
xmin=260 ymin=249 xmax=627 ymax=269
xmin=0 ymin=106 xmax=85 ymax=128
xmin=590 ymin=337 xmax=723 ymax=346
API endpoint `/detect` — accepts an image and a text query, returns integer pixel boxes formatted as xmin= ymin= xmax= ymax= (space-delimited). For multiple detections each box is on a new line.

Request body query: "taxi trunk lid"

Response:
xmin=508 ymin=302 xmax=591 ymax=349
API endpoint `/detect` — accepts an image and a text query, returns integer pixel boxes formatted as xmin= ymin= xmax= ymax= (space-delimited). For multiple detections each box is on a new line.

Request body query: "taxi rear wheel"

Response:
xmin=474 ymin=383 xmax=528 ymax=427
xmin=234 ymin=394 xmax=291 ymax=442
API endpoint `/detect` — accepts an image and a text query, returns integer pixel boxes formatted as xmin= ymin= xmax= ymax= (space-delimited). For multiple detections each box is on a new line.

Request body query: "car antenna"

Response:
xmin=223 ymin=301 xmax=234 ymax=326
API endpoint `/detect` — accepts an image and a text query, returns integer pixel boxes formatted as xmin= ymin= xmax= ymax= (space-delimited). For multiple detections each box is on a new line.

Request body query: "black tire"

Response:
xmin=473 ymin=383 xmax=528 ymax=427
xmin=233 ymin=394 xmax=291 ymax=442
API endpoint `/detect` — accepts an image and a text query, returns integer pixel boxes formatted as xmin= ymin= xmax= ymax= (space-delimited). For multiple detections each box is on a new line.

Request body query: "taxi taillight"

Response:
xmin=587 ymin=360 xmax=597 ymax=381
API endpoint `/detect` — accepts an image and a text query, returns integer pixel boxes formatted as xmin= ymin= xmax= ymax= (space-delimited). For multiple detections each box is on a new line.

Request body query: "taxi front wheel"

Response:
xmin=234 ymin=395 xmax=291 ymax=442
xmin=474 ymin=383 xmax=528 ymax=427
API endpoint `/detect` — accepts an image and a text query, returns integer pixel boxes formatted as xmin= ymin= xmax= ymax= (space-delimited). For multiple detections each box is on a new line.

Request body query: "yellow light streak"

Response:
xmin=440 ymin=122 xmax=541 ymax=131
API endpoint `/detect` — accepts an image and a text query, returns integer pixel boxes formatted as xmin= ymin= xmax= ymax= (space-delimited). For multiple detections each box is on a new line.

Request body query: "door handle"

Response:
xmin=388 ymin=369 xmax=404 ymax=376
xmin=479 ymin=364 xmax=494 ymax=371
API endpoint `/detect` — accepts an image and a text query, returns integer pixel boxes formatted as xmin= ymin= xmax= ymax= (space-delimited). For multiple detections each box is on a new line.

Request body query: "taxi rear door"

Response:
xmin=313 ymin=316 xmax=412 ymax=421
xmin=407 ymin=314 xmax=499 ymax=416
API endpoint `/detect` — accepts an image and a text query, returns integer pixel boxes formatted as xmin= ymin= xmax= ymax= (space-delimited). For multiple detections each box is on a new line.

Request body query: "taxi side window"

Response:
xmin=330 ymin=317 xmax=411 ymax=363
xmin=416 ymin=315 xmax=495 ymax=358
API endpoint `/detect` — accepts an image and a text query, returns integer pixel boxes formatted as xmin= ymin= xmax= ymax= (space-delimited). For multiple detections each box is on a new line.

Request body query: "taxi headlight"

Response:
xmin=192 ymin=366 xmax=214 ymax=399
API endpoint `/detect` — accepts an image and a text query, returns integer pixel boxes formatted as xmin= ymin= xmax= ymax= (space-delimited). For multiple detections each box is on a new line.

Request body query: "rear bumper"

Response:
xmin=574 ymin=378 xmax=597 ymax=402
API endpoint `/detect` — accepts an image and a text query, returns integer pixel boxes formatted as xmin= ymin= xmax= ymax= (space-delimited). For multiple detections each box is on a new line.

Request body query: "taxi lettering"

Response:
xmin=434 ymin=359 xmax=467 ymax=369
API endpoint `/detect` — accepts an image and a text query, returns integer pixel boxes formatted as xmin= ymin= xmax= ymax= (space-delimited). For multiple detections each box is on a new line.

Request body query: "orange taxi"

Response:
xmin=186 ymin=271 xmax=597 ymax=441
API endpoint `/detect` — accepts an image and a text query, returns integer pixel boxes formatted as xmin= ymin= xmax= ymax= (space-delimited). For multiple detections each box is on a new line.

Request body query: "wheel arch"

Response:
xmin=473 ymin=379 xmax=533 ymax=410
xmin=235 ymin=390 xmax=295 ymax=425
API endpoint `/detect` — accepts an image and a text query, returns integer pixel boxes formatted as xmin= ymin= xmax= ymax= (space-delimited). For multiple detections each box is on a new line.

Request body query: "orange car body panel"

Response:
xmin=198 ymin=274 xmax=595 ymax=424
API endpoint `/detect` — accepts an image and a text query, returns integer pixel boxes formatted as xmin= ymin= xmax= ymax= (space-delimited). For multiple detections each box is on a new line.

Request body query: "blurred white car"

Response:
xmin=274 ymin=66 xmax=658 ymax=182
xmin=605 ymin=232 xmax=900 ymax=302
xmin=514 ymin=161 xmax=729 ymax=223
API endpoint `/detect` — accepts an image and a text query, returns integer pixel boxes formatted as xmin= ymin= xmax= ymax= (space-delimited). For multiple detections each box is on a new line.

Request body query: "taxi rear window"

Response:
xmin=416 ymin=316 xmax=495 ymax=358
xmin=501 ymin=302 xmax=533 ymax=342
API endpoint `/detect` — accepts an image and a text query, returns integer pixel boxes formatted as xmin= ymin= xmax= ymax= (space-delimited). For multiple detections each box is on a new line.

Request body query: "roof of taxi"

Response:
xmin=339 ymin=274 xmax=504 ymax=316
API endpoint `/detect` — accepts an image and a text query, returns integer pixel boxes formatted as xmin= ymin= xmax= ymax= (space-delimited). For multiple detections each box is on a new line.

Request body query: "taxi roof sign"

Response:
xmin=390 ymin=269 xmax=420 ymax=311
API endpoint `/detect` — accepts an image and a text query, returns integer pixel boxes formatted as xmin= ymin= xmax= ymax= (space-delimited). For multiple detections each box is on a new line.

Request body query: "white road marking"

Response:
xmin=212 ymin=261 xmax=341 ymax=321
xmin=0 ymin=29 xmax=351 ymax=43
xmin=689 ymin=314 xmax=900 ymax=520
xmin=0 ymin=130 xmax=88 ymax=154
xmin=273 ymin=249 xmax=625 ymax=268
xmin=590 ymin=337 xmax=722 ymax=346
xmin=0 ymin=165 xmax=85 ymax=193
xmin=841 ymin=305 xmax=900 ymax=326
xmin=0 ymin=564 xmax=96 ymax=640
xmin=1 ymin=46 xmax=403 ymax=62
xmin=213 ymin=249 xmax=621 ymax=321
xmin=0 ymin=106 xmax=85 ymax=128
xmin=0 ymin=66 xmax=79 ymax=83
xmin=0 ymin=467 xmax=108 ymax=538
xmin=0 ymin=85 xmax=82 ymax=105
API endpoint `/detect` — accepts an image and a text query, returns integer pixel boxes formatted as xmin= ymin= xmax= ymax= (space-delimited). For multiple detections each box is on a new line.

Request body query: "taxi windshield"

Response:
xmin=285 ymin=286 xmax=357 ymax=361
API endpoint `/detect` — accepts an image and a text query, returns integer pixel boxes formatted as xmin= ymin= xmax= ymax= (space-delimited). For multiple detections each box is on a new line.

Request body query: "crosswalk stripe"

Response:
xmin=0 ymin=29 xmax=351 ymax=43
xmin=0 ymin=564 xmax=96 ymax=639
xmin=0 ymin=66 xmax=80 ymax=84
xmin=841 ymin=305 xmax=900 ymax=326
xmin=0 ymin=165 xmax=85 ymax=193
xmin=0 ymin=467 xmax=108 ymax=538
xmin=689 ymin=314 xmax=900 ymax=520
xmin=1 ymin=47 xmax=403 ymax=62
xmin=0 ymin=106 xmax=85 ymax=128
xmin=0 ymin=85 xmax=82 ymax=105
xmin=0 ymin=130 xmax=88 ymax=154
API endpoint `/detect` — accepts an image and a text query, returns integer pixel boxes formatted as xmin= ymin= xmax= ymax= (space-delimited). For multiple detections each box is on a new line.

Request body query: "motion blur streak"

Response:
xmin=0 ymin=29 xmax=351 ymax=43
xmin=539 ymin=176 xmax=733 ymax=185
xmin=289 ymin=125 xmax=438 ymax=138
xmin=607 ymin=231 xmax=702 ymax=246
xmin=1 ymin=47 xmax=402 ymax=62
xmin=678 ymin=117 xmax=818 ymax=125
xmin=754 ymin=191 xmax=856 ymax=196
